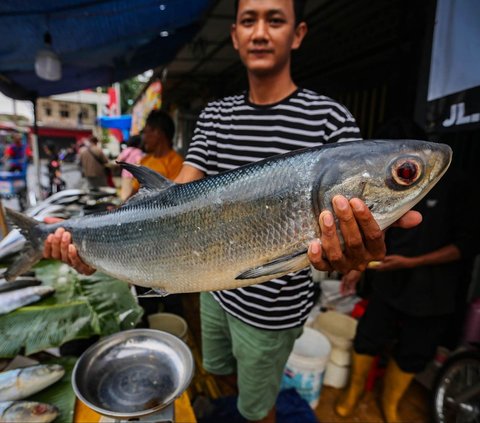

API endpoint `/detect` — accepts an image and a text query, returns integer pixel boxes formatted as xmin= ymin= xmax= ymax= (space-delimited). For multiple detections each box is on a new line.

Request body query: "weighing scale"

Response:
xmin=72 ymin=329 xmax=194 ymax=423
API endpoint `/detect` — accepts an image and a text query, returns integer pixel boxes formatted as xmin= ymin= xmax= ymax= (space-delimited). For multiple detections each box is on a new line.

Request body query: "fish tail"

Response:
xmin=4 ymin=208 xmax=46 ymax=281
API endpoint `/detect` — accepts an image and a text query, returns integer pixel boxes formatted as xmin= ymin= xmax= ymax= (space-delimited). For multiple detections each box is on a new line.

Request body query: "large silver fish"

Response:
xmin=0 ymin=401 xmax=59 ymax=423
xmin=0 ymin=365 xmax=64 ymax=401
xmin=4 ymin=140 xmax=451 ymax=294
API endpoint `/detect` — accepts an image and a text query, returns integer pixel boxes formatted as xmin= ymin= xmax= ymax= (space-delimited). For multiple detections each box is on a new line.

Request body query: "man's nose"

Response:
xmin=252 ymin=19 xmax=268 ymax=41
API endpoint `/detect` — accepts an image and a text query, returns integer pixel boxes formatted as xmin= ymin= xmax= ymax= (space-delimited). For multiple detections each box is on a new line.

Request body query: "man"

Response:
xmin=4 ymin=134 xmax=26 ymax=172
xmin=44 ymin=1 xmax=420 ymax=421
xmin=130 ymin=109 xmax=183 ymax=195
xmin=78 ymin=136 xmax=109 ymax=188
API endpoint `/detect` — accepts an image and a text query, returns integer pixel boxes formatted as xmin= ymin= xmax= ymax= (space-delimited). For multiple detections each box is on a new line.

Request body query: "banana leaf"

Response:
xmin=29 ymin=356 xmax=78 ymax=423
xmin=0 ymin=261 xmax=143 ymax=358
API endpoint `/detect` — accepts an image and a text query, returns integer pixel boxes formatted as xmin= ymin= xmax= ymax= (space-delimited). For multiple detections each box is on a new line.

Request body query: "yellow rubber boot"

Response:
xmin=335 ymin=352 xmax=375 ymax=417
xmin=381 ymin=359 xmax=415 ymax=422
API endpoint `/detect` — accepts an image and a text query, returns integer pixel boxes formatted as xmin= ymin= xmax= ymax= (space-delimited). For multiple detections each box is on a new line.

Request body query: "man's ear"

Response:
xmin=231 ymin=24 xmax=239 ymax=50
xmin=292 ymin=22 xmax=308 ymax=50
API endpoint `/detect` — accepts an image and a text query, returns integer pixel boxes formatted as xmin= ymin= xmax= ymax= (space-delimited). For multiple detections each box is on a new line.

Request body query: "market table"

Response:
xmin=74 ymin=392 xmax=197 ymax=423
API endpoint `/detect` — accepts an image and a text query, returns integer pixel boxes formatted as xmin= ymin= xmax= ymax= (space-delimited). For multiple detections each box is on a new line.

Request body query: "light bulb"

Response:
xmin=35 ymin=32 xmax=62 ymax=81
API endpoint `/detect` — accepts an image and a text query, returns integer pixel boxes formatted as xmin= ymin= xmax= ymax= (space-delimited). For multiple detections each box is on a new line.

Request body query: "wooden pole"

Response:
xmin=0 ymin=198 xmax=9 ymax=239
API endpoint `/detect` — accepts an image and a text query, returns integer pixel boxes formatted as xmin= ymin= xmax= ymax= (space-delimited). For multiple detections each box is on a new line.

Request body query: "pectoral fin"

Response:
xmin=136 ymin=288 xmax=170 ymax=297
xmin=236 ymin=250 xmax=309 ymax=280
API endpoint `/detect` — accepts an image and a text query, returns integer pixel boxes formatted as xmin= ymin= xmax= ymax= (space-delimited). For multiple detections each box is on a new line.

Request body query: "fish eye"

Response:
xmin=389 ymin=156 xmax=423 ymax=188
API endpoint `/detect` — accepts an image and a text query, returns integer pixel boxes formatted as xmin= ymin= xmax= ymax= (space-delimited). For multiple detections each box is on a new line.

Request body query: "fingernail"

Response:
xmin=351 ymin=198 xmax=364 ymax=212
xmin=311 ymin=241 xmax=320 ymax=254
xmin=334 ymin=196 xmax=348 ymax=210
xmin=322 ymin=212 xmax=334 ymax=226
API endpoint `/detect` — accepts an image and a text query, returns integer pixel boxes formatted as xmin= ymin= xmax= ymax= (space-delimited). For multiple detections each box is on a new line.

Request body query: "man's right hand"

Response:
xmin=43 ymin=226 xmax=96 ymax=275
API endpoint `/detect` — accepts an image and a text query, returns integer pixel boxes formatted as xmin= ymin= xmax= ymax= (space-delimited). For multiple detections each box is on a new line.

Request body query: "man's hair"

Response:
xmin=145 ymin=109 xmax=175 ymax=147
xmin=233 ymin=0 xmax=306 ymax=26
xmin=126 ymin=134 xmax=142 ymax=149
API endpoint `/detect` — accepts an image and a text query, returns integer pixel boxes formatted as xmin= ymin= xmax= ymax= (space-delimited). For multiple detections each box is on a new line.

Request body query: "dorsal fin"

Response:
xmin=117 ymin=161 xmax=175 ymax=192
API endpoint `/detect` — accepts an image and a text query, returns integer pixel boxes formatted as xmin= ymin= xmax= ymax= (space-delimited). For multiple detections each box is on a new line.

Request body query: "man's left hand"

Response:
xmin=308 ymin=195 xmax=421 ymax=274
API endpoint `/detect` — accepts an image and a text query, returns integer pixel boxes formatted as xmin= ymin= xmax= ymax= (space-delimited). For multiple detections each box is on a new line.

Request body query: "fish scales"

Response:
xmin=63 ymin=151 xmax=319 ymax=291
xmin=4 ymin=140 xmax=452 ymax=294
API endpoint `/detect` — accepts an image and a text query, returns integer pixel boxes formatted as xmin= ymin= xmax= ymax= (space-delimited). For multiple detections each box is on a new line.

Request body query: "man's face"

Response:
xmin=231 ymin=0 xmax=306 ymax=77
xmin=141 ymin=124 xmax=161 ymax=153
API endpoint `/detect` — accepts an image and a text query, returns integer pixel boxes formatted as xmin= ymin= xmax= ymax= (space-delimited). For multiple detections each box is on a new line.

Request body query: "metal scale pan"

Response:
xmin=72 ymin=329 xmax=194 ymax=422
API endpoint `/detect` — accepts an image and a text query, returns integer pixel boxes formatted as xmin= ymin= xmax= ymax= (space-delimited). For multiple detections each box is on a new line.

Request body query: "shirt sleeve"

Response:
xmin=184 ymin=108 xmax=210 ymax=172
xmin=324 ymin=102 xmax=363 ymax=143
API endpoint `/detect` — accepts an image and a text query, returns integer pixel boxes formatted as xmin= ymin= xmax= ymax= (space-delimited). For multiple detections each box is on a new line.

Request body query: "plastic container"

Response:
xmin=323 ymin=361 xmax=350 ymax=388
xmin=280 ymin=327 xmax=331 ymax=409
xmin=311 ymin=311 xmax=358 ymax=351
xmin=147 ymin=312 xmax=188 ymax=342
xmin=330 ymin=347 xmax=351 ymax=367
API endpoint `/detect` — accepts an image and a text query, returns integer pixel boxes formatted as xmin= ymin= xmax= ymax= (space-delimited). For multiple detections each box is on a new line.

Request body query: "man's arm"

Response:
xmin=373 ymin=244 xmax=461 ymax=271
xmin=174 ymin=164 xmax=205 ymax=183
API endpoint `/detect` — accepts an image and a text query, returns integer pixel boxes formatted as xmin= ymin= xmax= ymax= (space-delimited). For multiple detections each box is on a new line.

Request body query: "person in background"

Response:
xmin=116 ymin=134 xmax=144 ymax=201
xmin=4 ymin=134 xmax=26 ymax=172
xmin=130 ymin=109 xmax=183 ymax=195
xmin=129 ymin=110 xmax=184 ymax=318
xmin=43 ymin=141 xmax=66 ymax=195
xmin=42 ymin=2 xmax=421 ymax=422
xmin=78 ymin=136 xmax=109 ymax=188
xmin=336 ymin=118 xmax=477 ymax=422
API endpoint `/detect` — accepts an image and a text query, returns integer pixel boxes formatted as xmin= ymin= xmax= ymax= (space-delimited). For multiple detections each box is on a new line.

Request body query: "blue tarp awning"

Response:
xmin=0 ymin=0 xmax=213 ymax=100
xmin=97 ymin=114 xmax=132 ymax=140
xmin=97 ymin=115 xmax=132 ymax=130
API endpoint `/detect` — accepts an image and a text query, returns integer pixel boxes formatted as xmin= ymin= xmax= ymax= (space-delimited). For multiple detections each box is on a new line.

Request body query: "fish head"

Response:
xmin=8 ymin=401 xmax=59 ymax=423
xmin=313 ymin=139 xmax=452 ymax=230
xmin=30 ymin=363 xmax=65 ymax=384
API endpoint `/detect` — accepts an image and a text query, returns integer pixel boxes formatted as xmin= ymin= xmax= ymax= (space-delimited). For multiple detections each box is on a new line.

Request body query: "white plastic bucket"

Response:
xmin=147 ymin=312 xmax=188 ymax=341
xmin=280 ymin=327 xmax=331 ymax=408
xmin=311 ymin=311 xmax=358 ymax=351
xmin=323 ymin=361 xmax=350 ymax=388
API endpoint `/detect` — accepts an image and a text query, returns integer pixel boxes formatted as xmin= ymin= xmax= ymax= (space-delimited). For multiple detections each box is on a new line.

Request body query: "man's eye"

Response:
xmin=270 ymin=18 xmax=286 ymax=26
xmin=241 ymin=18 xmax=255 ymax=26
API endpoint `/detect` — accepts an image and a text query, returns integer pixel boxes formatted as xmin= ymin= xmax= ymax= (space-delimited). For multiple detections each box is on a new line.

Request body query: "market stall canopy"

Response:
xmin=0 ymin=0 xmax=214 ymax=101
xmin=97 ymin=114 xmax=132 ymax=140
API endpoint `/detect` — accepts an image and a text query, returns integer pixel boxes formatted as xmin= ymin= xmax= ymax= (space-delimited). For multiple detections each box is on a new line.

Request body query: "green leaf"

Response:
xmin=29 ymin=356 xmax=78 ymax=423
xmin=0 ymin=261 xmax=143 ymax=358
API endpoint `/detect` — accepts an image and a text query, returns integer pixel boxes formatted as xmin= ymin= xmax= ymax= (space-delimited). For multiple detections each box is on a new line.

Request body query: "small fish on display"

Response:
xmin=3 ymin=140 xmax=452 ymax=295
xmin=0 ymin=277 xmax=42 ymax=294
xmin=0 ymin=286 xmax=55 ymax=315
xmin=0 ymin=400 xmax=59 ymax=423
xmin=0 ymin=364 xmax=65 ymax=401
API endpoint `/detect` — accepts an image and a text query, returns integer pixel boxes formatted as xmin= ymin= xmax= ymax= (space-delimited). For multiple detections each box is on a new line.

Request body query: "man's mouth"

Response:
xmin=249 ymin=49 xmax=273 ymax=55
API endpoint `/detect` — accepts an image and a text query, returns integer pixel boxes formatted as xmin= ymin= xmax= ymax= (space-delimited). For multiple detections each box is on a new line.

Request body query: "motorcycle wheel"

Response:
xmin=432 ymin=349 xmax=480 ymax=423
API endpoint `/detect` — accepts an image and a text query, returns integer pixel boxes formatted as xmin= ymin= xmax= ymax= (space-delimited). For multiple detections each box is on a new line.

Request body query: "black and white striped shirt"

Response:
xmin=185 ymin=88 xmax=361 ymax=330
